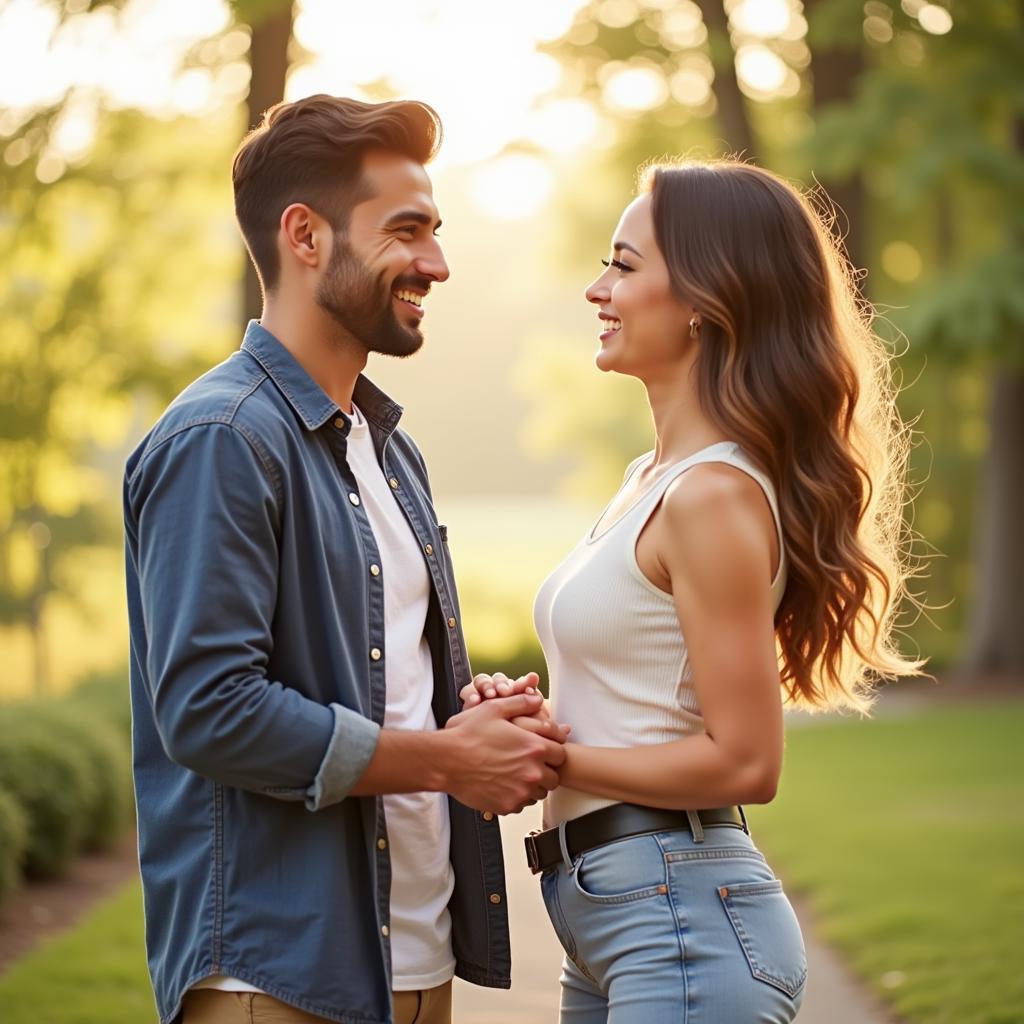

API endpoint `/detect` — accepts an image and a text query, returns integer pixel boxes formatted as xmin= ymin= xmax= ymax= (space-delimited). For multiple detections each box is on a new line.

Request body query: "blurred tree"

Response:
xmin=0 ymin=4 xmax=251 ymax=689
xmin=231 ymin=0 xmax=296 ymax=326
xmin=527 ymin=1 xmax=1023 ymax=672
xmin=529 ymin=0 xmax=872 ymax=488
xmin=0 ymin=0 xmax=300 ymax=690
xmin=802 ymin=0 xmax=866 ymax=273
xmin=808 ymin=0 xmax=1024 ymax=672
xmin=695 ymin=0 xmax=757 ymax=158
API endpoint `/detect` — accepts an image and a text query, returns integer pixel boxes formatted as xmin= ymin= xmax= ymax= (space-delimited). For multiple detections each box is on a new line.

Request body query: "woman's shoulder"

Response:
xmin=657 ymin=460 xmax=778 ymax=577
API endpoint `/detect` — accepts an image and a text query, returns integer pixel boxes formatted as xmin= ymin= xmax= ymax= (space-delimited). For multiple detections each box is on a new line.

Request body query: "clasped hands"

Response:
xmin=443 ymin=671 xmax=571 ymax=816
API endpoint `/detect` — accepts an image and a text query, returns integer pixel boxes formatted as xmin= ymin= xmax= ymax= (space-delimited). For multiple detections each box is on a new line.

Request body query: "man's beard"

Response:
xmin=316 ymin=237 xmax=425 ymax=358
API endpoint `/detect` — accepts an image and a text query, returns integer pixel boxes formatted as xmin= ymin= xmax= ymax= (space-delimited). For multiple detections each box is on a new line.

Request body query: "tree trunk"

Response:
xmin=961 ymin=115 xmax=1024 ymax=676
xmin=803 ymin=0 xmax=866 ymax=274
xmin=961 ymin=367 xmax=1024 ymax=674
xmin=696 ymin=0 xmax=757 ymax=160
xmin=242 ymin=2 xmax=294 ymax=327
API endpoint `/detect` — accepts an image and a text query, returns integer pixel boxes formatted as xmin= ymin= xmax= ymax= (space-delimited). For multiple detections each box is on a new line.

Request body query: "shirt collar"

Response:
xmin=240 ymin=320 xmax=404 ymax=436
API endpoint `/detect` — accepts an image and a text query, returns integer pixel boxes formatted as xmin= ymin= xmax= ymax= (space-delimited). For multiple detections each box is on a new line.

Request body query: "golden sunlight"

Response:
xmin=289 ymin=0 xmax=586 ymax=167
xmin=467 ymin=154 xmax=554 ymax=221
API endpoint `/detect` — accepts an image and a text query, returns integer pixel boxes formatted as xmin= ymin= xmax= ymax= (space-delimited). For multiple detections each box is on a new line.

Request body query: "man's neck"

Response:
xmin=260 ymin=298 xmax=368 ymax=414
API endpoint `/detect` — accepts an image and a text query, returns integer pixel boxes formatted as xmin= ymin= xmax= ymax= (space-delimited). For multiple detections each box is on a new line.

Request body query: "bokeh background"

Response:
xmin=0 ymin=1 xmax=1021 ymax=1022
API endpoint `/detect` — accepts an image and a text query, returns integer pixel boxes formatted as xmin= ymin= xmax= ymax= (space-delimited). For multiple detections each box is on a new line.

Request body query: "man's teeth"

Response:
xmin=395 ymin=290 xmax=423 ymax=307
xmin=604 ymin=318 xmax=622 ymax=332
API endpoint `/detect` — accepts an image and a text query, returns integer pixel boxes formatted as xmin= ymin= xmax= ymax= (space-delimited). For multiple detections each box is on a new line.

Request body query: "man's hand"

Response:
xmin=442 ymin=693 xmax=568 ymax=815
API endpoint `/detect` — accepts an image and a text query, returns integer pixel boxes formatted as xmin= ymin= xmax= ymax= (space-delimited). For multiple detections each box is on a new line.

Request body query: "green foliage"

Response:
xmin=9 ymin=701 xmax=131 ymax=853
xmin=67 ymin=669 xmax=132 ymax=740
xmin=804 ymin=0 xmax=1024 ymax=363
xmin=0 ymin=719 xmax=94 ymax=879
xmin=229 ymin=0 xmax=292 ymax=28
xmin=750 ymin=701 xmax=1024 ymax=1023
xmin=0 ymin=104 xmax=243 ymax=686
xmin=0 ymin=673 xmax=133 ymax=883
xmin=0 ymin=785 xmax=27 ymax=907
xmin=514 ymin=331 xmax=650 ymax=499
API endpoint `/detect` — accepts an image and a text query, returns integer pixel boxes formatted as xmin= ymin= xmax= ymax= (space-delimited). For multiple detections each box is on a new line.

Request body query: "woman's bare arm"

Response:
xmin=560 ymin=465 xmax=785 ymax=808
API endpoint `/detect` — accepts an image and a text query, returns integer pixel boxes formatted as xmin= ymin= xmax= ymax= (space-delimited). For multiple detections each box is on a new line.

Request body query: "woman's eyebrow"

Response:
xmin=613 ymin=240 xmax=644 ymax=258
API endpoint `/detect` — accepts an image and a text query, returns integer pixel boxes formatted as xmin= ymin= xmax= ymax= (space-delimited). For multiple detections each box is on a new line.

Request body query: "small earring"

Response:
xmin=689 ymin=316 xmax=701 ymax=340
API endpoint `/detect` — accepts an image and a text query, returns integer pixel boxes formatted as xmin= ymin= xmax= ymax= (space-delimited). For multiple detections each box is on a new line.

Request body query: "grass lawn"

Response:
xmin=0 ymin=700 xmax=1020 ymax=1023
xmin=0 ymin=883 xmax=152 ymax=1022
xmin=748 ymin=700 xmax=1024 ymax=1024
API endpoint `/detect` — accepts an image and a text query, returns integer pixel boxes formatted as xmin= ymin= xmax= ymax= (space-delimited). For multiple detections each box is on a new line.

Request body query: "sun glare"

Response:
xmin=728 ymin=0 xmax=793 ymax=39
xmin=289 ymin=0 xmax=586 ymax=167
xmin=467 ymin=154 xmax=555 ymax=222
xmin=602 ymin=65 xmax=670 ymax=114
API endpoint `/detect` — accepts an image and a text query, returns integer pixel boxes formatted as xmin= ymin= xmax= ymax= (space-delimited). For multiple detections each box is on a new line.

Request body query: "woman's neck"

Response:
xmin=641 ymin=366 xmax=732 ymax=470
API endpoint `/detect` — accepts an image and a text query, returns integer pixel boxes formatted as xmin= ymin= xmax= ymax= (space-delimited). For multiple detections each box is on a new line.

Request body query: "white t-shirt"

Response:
xmin=196 ymin=402 xmax=455 ymax=995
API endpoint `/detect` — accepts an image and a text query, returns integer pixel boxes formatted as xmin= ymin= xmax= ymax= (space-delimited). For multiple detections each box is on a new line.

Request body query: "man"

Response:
xmin=123 ymin=95 xmax=567 ymax=1024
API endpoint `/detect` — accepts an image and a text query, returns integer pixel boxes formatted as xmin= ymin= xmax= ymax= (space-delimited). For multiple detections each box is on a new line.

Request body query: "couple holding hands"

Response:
xmin=124 ymin=94 xmax=922 ymax=1024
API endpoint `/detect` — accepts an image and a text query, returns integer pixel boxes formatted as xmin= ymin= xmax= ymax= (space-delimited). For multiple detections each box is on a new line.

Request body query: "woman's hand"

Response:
xmin=460 ymin=671 xmax=541 ymax=709
xmin=459 ymin=671 xmax=571 ymax=741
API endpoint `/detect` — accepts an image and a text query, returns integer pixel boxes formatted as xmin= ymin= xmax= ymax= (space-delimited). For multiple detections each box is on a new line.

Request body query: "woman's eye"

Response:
xmin=598 ymin=256 xmax=630 ymax=272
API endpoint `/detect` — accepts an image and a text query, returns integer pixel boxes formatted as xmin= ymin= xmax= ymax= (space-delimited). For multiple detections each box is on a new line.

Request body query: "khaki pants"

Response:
xmin=181 ymin=982 xmax=452 ymax=1024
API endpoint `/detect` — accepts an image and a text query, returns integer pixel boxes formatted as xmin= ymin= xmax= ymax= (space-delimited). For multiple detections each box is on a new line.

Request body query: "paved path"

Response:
xmin=453 ymin=808 xmax=894 ymax=1023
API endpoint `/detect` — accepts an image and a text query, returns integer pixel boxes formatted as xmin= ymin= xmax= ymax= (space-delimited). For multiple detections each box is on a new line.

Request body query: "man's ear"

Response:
xmin=279 ymin=203 xmax=329 ymax=271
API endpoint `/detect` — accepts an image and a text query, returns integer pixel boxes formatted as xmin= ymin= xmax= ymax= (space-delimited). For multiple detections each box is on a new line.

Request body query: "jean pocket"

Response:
xmin=717 ymin=879 xmax=807 ymax=998
xmin=541 ymin=869 xmax=577 ymax=959
xmin=572 ymin=837 xmax=668 ymax=904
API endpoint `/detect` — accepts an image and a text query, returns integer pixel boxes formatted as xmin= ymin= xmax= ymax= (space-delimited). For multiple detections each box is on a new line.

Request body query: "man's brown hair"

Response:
xmin=232 ymin=94 xmax=442 ymax=295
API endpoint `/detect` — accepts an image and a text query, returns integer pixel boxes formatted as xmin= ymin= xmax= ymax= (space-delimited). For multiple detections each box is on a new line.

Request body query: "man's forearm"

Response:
xmin=347 ymin=728 xmax=457 ymax=796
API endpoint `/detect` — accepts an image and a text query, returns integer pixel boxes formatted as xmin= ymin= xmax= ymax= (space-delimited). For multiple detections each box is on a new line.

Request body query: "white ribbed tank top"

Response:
xmin=535 ymin=441 xmax=788 ymax=827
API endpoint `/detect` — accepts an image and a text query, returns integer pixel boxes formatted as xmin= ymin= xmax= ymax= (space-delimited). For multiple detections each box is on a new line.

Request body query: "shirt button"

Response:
xmin=424 ymin=543 xmax=433 ymax=555
xmin=370 ymin=648 xmax=382 ymax=661
xmin=389 ymin=477 xmax=399 ymax=489
xmin=482 ymin=811 xmax=494 ymax=822
xmin=333 ymin=417 xmax=345 ymax=429
xmin=489 ymin=893 xmax=502 ymax=905
xmin=348 ymin=493 xmax=360 ymax=506
xmin=377 ymin=838 xmax=387 ymax=850
xmin=447 ymin=617 xmax=457 ymax=628
xmin=369 ymin=564 xmax=380 ymax=577
xmin=381 ymin=925 xmax=390 ymax=937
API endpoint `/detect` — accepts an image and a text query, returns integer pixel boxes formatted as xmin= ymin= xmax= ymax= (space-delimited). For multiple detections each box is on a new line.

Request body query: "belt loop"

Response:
xmin=557 ymin=821 xmax=577 ymax=873
xmin=686 ymin=809 xmax=705 ymax=844
xmin=738 ymin=805 xmax=750 ymax=835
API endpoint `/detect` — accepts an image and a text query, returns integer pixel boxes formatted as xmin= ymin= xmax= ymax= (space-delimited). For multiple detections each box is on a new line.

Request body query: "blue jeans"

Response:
xmin=539 ymin=824 xmax=806 ymax=1022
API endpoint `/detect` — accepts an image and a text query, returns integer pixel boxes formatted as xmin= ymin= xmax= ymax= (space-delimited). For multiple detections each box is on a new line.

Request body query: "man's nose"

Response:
xmin=416 ymin=239 xmax=450 ymax=283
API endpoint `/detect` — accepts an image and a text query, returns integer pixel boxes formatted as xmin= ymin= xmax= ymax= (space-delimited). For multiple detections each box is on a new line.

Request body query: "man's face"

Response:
xmin=316 ymin=149 xmax=448 ymax=357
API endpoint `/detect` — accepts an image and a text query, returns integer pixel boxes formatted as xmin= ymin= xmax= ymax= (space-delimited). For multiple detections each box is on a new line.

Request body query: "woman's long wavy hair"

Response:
xmin=645 ymin=159 xmax=929 ymax=712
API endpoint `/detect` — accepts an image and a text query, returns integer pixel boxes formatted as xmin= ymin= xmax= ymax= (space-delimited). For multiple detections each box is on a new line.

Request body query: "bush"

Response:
xmin=67 ymin=670 xmax=132 ymax=741
xmin=0 ymin=786 xmax=27 ymax=906
xmin=10 ymin=703 xmax=131 ymax=853
xmin=0 ymin=721 xmax=94 ymax=879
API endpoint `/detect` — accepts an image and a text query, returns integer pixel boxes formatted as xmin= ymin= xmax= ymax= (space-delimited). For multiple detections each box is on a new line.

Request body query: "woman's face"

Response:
xmin=584 ymin=192 xmax=693 ymax=377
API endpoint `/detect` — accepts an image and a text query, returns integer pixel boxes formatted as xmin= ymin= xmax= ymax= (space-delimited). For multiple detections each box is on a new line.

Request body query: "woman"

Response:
xmin=461 ymin=159 xmax=926 ymax=1022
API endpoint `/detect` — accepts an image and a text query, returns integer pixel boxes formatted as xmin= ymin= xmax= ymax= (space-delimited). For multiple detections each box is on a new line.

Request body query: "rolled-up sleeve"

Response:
xmin=128 ymin=422 xmax=379 ymax=805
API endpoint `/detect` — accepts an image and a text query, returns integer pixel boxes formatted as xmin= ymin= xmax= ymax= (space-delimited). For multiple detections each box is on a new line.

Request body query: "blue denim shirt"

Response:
xmin=123 ymin=321 xmax=510 ymax=1024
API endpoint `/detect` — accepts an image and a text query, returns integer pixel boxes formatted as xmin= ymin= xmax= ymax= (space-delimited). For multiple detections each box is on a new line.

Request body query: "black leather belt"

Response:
xmin=524 ymin=802 xmax=747 ymax=875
